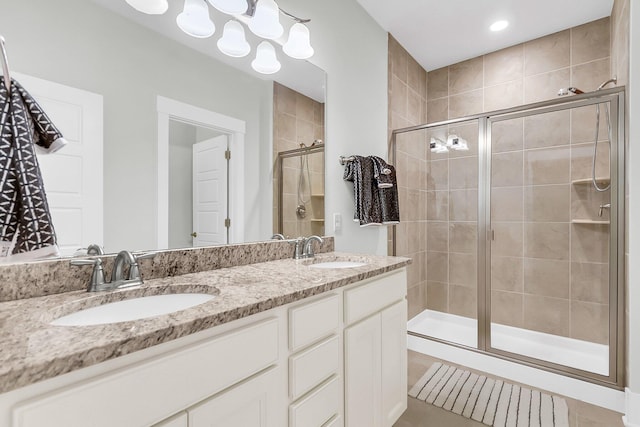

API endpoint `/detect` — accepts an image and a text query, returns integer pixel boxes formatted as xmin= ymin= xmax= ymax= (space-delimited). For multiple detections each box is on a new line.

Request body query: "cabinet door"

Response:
xmin=344 ymin=314 xmax=381 ymax=427
xmin=189 ymin=367 xmax=280 ymax=427
xmin=154 ymin=412 xmax=188 ymax=427
xmin=380 ymin=301 xmax=407 ymax=427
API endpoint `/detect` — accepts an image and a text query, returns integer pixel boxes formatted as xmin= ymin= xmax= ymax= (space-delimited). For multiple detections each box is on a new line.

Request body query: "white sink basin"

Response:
xmin=50 ymin=294 xmax=215 ymax=326
xmin=309 ymin=261 xmax=367 ymax=269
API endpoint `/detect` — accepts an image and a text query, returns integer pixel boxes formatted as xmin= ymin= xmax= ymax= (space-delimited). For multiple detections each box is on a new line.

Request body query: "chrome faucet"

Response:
xmin=599 ymin=203 xmax=611 ymax=217
xmin=292 ymin=235 xmax=324 ymax=259
xmin=271 ymin=233 xmax=285 ymax=240
xmin=71 ymin=250 xmax=156 ymax=292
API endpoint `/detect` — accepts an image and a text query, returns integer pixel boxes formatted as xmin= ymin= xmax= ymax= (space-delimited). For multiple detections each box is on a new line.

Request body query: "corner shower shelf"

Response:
xmin=311 ymin=194 xmax=325 ymax=198
xmin=571 ymin=177 xmax=610 ymax=185
xmin=571 ymin=219 xmax=610 ymax=225
xmin=311 ymin=219 xmax=325 ymax=223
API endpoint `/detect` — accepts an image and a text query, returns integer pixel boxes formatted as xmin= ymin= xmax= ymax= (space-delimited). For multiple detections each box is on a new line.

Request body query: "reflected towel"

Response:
xmin=0 ymin=77 xmax=65 ymax=261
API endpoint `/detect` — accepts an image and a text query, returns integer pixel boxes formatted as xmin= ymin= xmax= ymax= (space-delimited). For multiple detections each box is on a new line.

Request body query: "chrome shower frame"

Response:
xmin=390 ymin=86 xmax=626 ymax=389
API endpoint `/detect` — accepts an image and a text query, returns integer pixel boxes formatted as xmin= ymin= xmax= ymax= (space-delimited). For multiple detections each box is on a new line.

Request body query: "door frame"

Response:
xmin=156 ymin=96 xmax=245 ymax=248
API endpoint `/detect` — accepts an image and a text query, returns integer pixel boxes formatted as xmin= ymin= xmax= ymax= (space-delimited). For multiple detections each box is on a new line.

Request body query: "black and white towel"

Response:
xmin=0 ymin=77 xmax=67 ymax=261
xmin=371 ymin=156 xmax=399 ymax=225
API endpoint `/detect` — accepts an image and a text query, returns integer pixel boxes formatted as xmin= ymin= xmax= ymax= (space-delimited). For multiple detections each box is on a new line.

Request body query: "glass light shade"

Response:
xmin=251 ymin=41 xmax=281 ymax=74
xmin=248 ymin=0 xmax=283 ymax=39
xmin=125 ymin=0 xmax=168 ymax=14
xmin=283 ymin=23 xmax=314 ymax=59
xmin=217 ymin=21 xmax=251 ymax=57
xmin=208 ymin=0 xmax=248 ymax=14
xmin=177 ymin=0 xmax=215 ymax=38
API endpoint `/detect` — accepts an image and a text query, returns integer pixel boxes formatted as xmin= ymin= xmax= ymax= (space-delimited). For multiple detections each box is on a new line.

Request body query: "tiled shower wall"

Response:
xmin=390 ymin=17 xmax=620 ymax=344
xmin=273 ymin=83 xmax=325 ymax=238
xmin=387 ymin=35 xmax=428 ymax=319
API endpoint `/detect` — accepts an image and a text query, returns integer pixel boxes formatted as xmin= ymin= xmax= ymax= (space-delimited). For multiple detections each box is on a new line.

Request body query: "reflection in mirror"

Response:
xmin=0 ymin=0 xmax=326 ymax=263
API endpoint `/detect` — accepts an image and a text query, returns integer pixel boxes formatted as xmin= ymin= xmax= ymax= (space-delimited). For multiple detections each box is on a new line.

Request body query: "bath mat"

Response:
xmin=409 ymin=362 xmax=569 ymax=427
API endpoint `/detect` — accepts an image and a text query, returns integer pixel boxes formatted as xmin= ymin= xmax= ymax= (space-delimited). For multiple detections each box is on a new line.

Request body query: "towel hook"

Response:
xmin=0 ymin=36 xmax=11 ymax=93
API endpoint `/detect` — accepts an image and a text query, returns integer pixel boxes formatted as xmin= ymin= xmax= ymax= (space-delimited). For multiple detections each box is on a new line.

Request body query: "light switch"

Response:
xmin=333 ymin=213 xmax=342 ymax=232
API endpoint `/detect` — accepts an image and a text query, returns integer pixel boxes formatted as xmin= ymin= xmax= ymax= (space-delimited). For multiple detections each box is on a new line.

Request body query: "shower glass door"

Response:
xmin=486 ymin=95 xmax=621 ymax=381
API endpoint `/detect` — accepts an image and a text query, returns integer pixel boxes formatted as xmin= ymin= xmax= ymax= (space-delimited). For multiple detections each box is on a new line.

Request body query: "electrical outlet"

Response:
xmin=333 ymin=213 xmax=342 ymax=232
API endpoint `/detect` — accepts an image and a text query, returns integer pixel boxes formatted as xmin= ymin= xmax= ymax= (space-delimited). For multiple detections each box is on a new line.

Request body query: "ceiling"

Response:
xmin=355 ymin=0 xmax=614 ymax=71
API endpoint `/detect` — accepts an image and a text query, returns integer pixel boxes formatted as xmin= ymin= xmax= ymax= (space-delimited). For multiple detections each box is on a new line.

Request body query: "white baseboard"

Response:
xmin=624 ymin=388 xmax=640 ymax=427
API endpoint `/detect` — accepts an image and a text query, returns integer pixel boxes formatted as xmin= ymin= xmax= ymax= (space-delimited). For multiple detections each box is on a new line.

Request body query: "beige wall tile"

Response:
xmin=571 ymin=182 xmax=610 ymax=222
xmin=524 ymin=30 xmax=570 ymax=76
xmin=275 ymin=82 xmax=296 ymax=115
xmin=524 ymin=146 xmax=570 ymax=185
xmin=523 ymin=110 xmax=570 ymax=149
xmin=407 ymin=284 xmax=424 ymax=319
xmin=449 ymin=156 xmax=478 ymax=190
xmin=492 ymin=222 xmax=524 ymax=257
xmin=296 ymin=118 xmax=315 ymax=143
xmin=492 ymin=290 xmax=524 ymax=327
xmin=395 ymin=222 xmax=408 ymax=255
xmin=524 ymin=184 xmax=570 ymax=222
xmin=524 ymin=222 xmax=570 ymax=260
xmin=571 ymin=142 xmax=610 ymax=182
xmin=427 ymin=221 xmax=448 ymax=252
xmin=491 ymin=187 xmax=523 ymax=222
xmin=571 ymin=17 xmax=610 ymax=65
xmin=427 ymin=67 xmax=449 ymax=100
xmin=449 ymin=222 xmax=477 ymax=253
xmin=427 ymin=98 xmax=448 ymax=123
xmin=406 ymin=255 xmax=421 ymax=287
xmin=491 ymin=118 xmax=524 ymax=153
xmin=449 ymin=253 xmax=477 ymax=287
xmin=524 ymin=258 xmax=570 ymax=298
xmin=276 ymin=113 xmax=296 ymax=141
xmin=449 ymin=89 xmax=483 ymax=119
xmin=571 ymin=262 xmax=609 ymax=304
xmin=296 ymin=93 xmax=316 ymax=123
xmin=571 ymin=301 xmax=609 ymax=344
xmin=407 ymin=88 xmax=423 ymax=125
xmin=484 ymin=80 xmax=524 ymax=112
xmin=390 ymin=75 xmax=408 ymax=117
xmin=571 ymin=223 xmax=609 ymax=263
xmin=427 ymin=251 xmax=448 ymax=282
xmin=389 ymin=35 xmax=408 ymax=82
xmin=449 ymin=189 xmax=477 ymax=221
xmin=484 ymin=44 xmax=524 ymax=86
xmin=426 ymin=281 xmax=448 ymax=312
xmin=449 ymin=57 xmax=484 ymax=95
xmin=491 ymin=256 xmax=523 ymax=292
xmin=449 ymin=285 xmax=477 ymax=318
xmin=407 ymin=55 xmax=427 ymax=98
xmin=524 ymin=68 xmax=571 ymax=103
xmin=524 ymin=294 xmax=570 ymax=337
xmin=571 ymin=105 xmax=609 ymax=144
xmin=407 ymin=223 xmax=422 ymax=254
xmin=426 ymin=160 xmax=448 ymax=191
xmin=571 ymin=58 xmax=611 ymax=93
xmin=492 ymin=151 xmax=523 ymax=187
xmin=427 ymin=191 xmax=449 ymax=221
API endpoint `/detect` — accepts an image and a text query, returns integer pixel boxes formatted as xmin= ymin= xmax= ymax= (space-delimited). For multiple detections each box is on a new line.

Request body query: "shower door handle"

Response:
xmin=488 ymin=230 xmax=495 ymax=241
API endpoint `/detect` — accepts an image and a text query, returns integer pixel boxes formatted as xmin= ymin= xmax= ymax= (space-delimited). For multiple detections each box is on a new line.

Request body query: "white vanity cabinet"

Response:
xmin=1 ymin=267 xmax=407 ymax=427
xmin=344 ymin=270 xmax=408 ymax=427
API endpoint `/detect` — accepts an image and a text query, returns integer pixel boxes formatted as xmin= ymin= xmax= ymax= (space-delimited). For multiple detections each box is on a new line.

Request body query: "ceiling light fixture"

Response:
xmin=126 ymin=0 xmax=313 ymax=75
xmin=490 ymin=20 xmax=509 ymax=32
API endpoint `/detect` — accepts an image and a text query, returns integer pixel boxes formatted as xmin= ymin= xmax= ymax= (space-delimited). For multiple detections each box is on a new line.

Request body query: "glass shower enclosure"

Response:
xmin=392 ymin=87 xmax=625 ymax=388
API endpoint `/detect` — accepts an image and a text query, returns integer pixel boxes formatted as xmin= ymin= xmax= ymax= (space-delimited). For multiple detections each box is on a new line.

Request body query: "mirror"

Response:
xmin=0 ymin=0 xmax=326 ymax=262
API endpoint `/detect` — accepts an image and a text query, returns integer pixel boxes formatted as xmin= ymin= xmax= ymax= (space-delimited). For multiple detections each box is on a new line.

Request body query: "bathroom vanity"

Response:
xmin=0 ymin=247 xmax=409 ymax=427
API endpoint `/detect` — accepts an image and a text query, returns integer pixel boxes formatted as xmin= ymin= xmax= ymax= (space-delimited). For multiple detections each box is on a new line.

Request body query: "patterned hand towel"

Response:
xmin=0 ymin=77 xmax=66 ymax=261
xmin=371 ymin=156 xmax=393 ymax=188
xmin=343 ymin=155 xmax=382 ymax=226
xmin=370 ymin=157 xmax=400 ymax=225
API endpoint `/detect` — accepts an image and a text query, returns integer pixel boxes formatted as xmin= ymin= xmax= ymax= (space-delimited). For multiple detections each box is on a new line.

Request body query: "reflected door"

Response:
xmin=192 ymin=135 xmax=228 ymax=246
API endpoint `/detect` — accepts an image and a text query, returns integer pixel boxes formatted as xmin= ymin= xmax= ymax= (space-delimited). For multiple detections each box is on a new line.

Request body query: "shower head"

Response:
xmin=597 ymin=77 xmax=617 ymax=91
xmin=557 ymin=87 xmax=585 ymax=96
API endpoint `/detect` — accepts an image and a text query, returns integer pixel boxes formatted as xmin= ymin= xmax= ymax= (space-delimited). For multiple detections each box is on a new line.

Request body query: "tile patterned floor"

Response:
xmin=394 ymin=351 xmax=625 ymax=427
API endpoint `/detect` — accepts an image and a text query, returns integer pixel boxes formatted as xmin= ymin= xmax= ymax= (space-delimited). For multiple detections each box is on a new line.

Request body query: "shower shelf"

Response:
xmin=571 ymin=177 xmax=610 ymax=185
xmin=571 ymin=219 xmax=610 ymax=225
xmin=311 ymin=194 xmax=325 ymax=198
xmin=311 ymin=219 xmax=325 ymax=223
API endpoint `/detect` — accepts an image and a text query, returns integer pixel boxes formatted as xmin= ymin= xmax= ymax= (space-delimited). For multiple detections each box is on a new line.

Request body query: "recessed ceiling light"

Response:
xmin=490 ymin=20 xmax=509 ymax=32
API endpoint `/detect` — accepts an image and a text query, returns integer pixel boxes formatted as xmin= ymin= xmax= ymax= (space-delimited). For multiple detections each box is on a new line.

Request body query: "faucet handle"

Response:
xmin=128 ymin=252 xmax=156 ymax=281
xmin=70 ymin=258 xmax=106 ymax=292
xmin=303 ymin=235 xmax=324 ymax=258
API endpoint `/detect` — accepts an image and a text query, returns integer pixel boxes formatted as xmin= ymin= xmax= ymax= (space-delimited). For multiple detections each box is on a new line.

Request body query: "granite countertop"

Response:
xmin=0 ymin=252 xmax=410 ymax=394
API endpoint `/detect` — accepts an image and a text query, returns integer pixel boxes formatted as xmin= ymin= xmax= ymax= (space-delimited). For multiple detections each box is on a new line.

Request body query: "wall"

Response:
xmin=387 ymin=36 xmax=429 ymax=318
xmin=272 ymin=83 xmax=325 ymax=238
xmin=0 ymin=0 xmax=273 ymax=252
xmin=277 ymin=0 xmax=389 ymax=254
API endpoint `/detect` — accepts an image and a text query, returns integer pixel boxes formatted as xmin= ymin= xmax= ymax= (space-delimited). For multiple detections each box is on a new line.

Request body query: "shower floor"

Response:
xmin=408 ymin=309 xmax=609 ymax=376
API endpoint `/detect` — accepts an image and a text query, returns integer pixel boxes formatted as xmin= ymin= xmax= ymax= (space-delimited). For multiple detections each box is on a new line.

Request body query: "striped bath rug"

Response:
xmin=409 ymin=363 xmax=569 ymax=427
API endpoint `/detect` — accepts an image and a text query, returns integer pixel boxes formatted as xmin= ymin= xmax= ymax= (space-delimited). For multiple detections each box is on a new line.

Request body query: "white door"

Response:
xmin=192 ymin=135 xmax=227 ymax=246
xmin=14 ymin=72 xmax=103 ymax=256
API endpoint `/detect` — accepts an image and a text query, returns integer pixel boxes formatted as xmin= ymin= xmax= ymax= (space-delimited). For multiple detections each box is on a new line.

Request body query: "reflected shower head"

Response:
xmin=597 ymin=77 xmax=617 ymax=91
xmin=557 ymin=87 xmax=585 ymax=96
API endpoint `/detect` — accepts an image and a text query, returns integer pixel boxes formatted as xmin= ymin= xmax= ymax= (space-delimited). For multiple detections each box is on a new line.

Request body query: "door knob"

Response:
xmin=191 ymin=232 xmax=197 ymax=238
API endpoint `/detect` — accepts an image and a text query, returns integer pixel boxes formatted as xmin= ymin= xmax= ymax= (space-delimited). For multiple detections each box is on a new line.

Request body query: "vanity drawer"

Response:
xmin=289 ymin=375 xmax=340 ymax=427
xmin=289 ymin=293 xmax=340 ymax=352
xmin=344 ymin=269 xmax=406 ymax=325
xmin=289 ymin=335 xmax=340 ymax=400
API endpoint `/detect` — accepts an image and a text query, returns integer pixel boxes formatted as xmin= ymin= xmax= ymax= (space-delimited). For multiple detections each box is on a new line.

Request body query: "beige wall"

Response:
xmin=273 ymin=83 xmax=325 ymax=239
xmin=387 ymin=36 xmax=429 ymax=319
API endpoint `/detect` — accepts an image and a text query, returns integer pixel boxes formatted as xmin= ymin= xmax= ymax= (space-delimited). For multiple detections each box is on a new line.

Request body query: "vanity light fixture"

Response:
xmin=125 ymin=0 xmax=313 ymax=75
xmin=490 ymin=20 xmax=509 ymax=32
xmin=177 ymin=0 xmax=216 ymax=38
xmin=125 ymin=0 xmax=168 ymax=14
xmin=217 ymin=20 xmax=251 ymax=57
xmin=251 ymin=41 xmax=281 ymax=74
